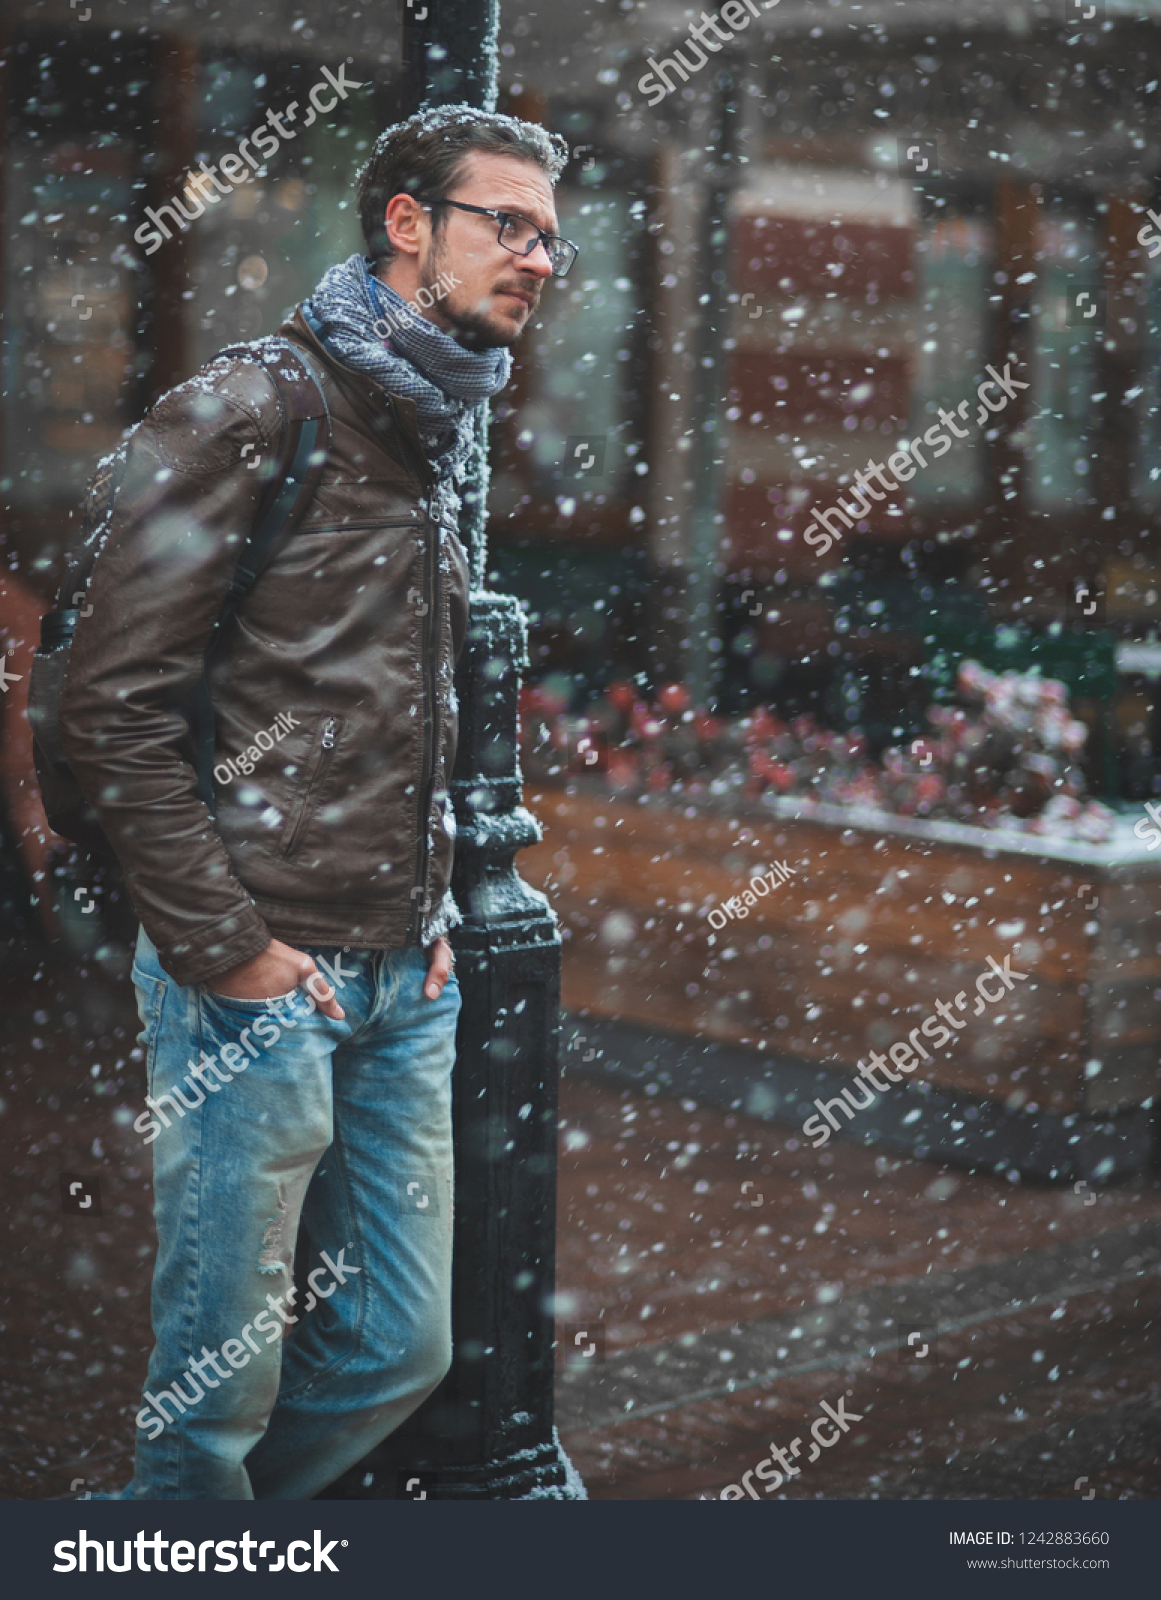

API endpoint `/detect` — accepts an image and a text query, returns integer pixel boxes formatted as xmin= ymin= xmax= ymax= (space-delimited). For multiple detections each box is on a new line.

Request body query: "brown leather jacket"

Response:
xmin=59 ymin=309 xmax=469 ymax=985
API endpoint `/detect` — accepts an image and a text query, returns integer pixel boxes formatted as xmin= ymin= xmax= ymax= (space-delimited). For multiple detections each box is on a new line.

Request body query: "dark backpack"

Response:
xmin=28 ymin=338 xmax=331 ymax=861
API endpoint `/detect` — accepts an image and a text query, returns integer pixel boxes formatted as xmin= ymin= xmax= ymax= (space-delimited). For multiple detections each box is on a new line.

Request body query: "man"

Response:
xmin=58 ymin=105 xmax=574 ymax=1499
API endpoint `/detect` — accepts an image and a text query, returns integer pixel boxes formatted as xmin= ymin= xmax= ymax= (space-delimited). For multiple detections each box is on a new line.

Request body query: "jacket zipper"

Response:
xmin=407 ymin=508 xmax=440 ymax=944
xmin=377 ymin=396 xmax=438 ymax=946
xmin=281 ymin=714 xmax=340 ymax=857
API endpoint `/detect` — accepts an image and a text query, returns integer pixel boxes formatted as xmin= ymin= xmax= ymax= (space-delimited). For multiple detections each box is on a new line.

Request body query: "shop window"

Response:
xmin=493 ymin=190 xmax=636 ymax=515
xmin=725 ymin=164 xmax=917 ymax=570
xmin=909 ymin=214 xmax=993 ymax=506
xmin=1 ymin=139 xmax=144 ymax=509
xmin=186 ymin=56 xmax=370 ymax=371
xmin=1027 ymin=209 xmax=1099 ymax=510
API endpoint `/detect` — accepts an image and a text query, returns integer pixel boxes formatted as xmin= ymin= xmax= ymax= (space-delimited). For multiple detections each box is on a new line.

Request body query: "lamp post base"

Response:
xmin=325 ymin=1429 xmax=584 ymax=1501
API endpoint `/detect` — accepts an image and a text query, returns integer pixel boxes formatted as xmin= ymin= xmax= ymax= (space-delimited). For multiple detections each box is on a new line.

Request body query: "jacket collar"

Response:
xmin=283 ymin=307 xmax=435 ymax=491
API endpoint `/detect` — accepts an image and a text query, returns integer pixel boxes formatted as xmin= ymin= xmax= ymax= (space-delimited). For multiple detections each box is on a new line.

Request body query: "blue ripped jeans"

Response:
xmin=125 ymin=926 xmax=459 ymax=1500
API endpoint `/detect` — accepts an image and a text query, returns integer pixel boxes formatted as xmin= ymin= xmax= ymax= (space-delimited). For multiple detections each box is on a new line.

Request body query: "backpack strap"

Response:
xmin=193 ymin=338 xmax=332 ymax=810
xmin=302 ymin=299 xmax=331 ymax=350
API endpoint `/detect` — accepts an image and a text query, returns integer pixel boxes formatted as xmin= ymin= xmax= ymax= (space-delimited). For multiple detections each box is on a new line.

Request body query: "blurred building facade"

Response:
xmin=3 ymin=0 xmax=1161 ymax=784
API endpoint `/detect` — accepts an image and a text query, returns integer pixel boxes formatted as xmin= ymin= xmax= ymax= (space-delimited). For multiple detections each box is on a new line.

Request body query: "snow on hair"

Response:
xmin=359 ymin=103 xmax=569 ymax=187
xmin=355 ymin=104 xmax=570 ymax=257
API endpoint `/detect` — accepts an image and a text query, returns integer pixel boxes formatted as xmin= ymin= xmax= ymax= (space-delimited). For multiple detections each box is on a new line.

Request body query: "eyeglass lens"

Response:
xmin=497 ymin=214 xmax=573 ymax=274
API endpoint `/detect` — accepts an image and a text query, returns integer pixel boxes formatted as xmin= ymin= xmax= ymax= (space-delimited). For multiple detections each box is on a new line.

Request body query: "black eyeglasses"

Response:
xmin=416 ymin=197 xmax=578 ymax=277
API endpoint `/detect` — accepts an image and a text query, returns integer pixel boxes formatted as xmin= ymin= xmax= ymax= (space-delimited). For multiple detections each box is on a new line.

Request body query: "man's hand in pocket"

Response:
xmin=208 ymin=938 xmax=345 ymax=1020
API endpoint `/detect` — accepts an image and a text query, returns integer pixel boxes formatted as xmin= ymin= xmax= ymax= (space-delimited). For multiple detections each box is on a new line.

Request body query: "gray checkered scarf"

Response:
xmin=306 ymin=253 xmax=511 ymax=528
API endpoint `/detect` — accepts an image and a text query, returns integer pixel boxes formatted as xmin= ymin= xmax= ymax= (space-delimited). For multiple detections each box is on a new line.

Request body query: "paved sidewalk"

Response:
xmin=554 ymin=1064 xmax=1161 ymax=1500
xmin=3 ymin=949 xmax=1159 ymax=1502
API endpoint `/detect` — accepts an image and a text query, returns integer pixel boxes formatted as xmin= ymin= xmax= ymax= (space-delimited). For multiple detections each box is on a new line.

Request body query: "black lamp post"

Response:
xmin=323 ymin=0 xmax=582 ymax=1499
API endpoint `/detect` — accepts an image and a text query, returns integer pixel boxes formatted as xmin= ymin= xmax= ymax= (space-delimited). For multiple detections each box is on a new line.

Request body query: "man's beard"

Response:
xmin=444 ymin=301 xmax=523 ymax=350
xmin=421 ymin=249 xmax=535 ymax=350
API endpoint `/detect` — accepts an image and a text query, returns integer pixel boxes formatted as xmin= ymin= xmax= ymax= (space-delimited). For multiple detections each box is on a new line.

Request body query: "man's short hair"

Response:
xmin=356 ymin=104 xmax=569 ymax=263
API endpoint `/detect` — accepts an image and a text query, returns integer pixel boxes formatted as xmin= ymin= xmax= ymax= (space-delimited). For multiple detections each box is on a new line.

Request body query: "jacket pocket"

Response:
xmin=279 ymin=712 xmax=342 ymax=858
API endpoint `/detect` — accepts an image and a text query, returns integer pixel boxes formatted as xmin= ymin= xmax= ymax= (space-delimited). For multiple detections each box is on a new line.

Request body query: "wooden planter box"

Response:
xmin=518 ymin=786 xmax=1161 ymax=1178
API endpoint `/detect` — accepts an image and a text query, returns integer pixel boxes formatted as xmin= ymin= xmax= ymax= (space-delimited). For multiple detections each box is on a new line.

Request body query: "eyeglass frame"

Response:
xmin=413 ymin=196 xmax=578 ymax=278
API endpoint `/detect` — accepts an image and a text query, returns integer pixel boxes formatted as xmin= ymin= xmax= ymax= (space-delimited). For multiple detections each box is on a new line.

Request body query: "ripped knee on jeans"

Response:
xmin=258 ymin=1190 xmax=292 ymax=1276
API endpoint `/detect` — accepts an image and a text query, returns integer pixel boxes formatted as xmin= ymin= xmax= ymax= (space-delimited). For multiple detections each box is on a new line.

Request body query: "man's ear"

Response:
xmin=382 ymin=193 xmax=426 ymax=260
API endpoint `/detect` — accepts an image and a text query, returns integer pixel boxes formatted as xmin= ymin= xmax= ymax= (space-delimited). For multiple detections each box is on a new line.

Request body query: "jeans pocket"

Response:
xmin=201 ymin=985 xmax=299 ymax=1016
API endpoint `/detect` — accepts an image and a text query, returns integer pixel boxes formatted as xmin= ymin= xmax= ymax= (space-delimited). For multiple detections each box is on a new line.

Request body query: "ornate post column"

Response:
xmin=324 ymin=0 xmax=582 ymax=1499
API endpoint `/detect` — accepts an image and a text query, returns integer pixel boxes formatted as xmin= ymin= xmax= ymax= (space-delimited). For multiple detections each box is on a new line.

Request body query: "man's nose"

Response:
xmin=521 ymin=242 xmax=555 ymax=280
